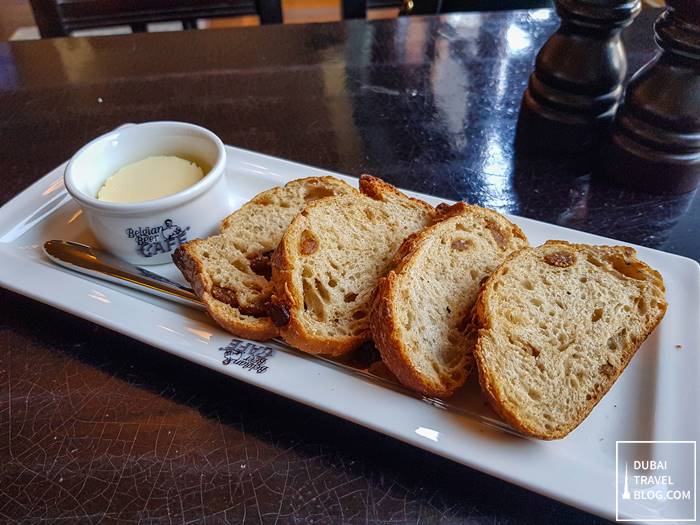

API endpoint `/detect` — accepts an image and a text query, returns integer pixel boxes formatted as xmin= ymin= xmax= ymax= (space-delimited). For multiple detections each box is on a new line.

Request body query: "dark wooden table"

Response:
xmin=0 ymin=8 xmax=696 ymax=524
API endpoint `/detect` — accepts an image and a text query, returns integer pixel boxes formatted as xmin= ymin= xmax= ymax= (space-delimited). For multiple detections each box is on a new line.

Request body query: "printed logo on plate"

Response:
xmin=126 ymin=218 xmax=190 ymax=257
xmin=220 ymin=339 xmax=273 ymax=374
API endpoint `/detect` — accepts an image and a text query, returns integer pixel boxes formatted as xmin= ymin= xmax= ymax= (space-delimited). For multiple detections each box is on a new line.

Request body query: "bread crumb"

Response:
xmin=675 ymin=344 xmax=683 ymax=350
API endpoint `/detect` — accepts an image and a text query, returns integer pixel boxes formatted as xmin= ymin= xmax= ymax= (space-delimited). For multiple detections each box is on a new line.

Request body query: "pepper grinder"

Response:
xmin=602 ymin=0 xmax=700 ymax=194
xmin=516 ymin=0 xmax=641 ymax=152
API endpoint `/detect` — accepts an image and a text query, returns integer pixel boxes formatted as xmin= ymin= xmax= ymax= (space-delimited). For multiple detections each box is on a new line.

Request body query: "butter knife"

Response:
xmin=42 ymin=243 xmax=521 ymax=436
xmin=43 ymin=240 xmax=205 ymax=309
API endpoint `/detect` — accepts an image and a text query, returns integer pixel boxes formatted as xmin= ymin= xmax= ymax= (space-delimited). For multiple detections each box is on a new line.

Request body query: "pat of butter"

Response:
xmin=97 ymin=156 xmax=204 ymax=203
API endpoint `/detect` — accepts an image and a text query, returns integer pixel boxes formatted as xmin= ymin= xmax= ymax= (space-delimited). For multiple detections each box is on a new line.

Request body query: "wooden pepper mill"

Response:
xmin=602 ymin=0 xmax=700 ymax=194
xmin=516 ymin=0 xmax=641 ymax=152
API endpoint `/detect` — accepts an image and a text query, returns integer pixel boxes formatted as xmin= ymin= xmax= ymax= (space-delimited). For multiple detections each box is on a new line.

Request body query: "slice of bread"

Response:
xmin=474 ymin=241 xmax=667 ymax=439
xmin=370 ymin=203 xmax=528 ymax=398
xmin=173 ymin=177 xmax=356 ymax=340
xmin=270 ymin=175 xmax=435 ymax=356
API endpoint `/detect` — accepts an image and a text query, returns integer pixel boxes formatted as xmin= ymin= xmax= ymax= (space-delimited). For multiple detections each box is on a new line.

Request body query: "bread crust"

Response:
xmin=370 ymin=203 xmax=528 ymax=397
xmin=359 ymin=174 xmax=435 ymax=215
xmin=473 ymin=240 xmax=668 ymax=440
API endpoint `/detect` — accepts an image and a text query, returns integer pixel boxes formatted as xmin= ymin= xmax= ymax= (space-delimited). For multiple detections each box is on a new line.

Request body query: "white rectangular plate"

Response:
xmin=1 ymin=145 xmax=698 ymax=524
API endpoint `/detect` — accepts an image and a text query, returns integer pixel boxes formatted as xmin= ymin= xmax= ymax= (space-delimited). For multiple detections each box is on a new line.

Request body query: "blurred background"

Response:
xmin=1 ymin=0 xmax=663 ymax=42
xmin=1 ymin=0 xmax=398 ymax=41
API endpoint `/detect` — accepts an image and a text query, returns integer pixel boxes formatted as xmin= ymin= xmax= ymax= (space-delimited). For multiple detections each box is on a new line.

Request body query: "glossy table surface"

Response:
xmin=0 ymin=8 xmax=696 ymax=524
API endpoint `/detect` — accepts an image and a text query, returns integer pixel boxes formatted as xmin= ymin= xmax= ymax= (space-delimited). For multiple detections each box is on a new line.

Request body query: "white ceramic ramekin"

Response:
xmin=64 ymin=121 xmax=230 ymax=265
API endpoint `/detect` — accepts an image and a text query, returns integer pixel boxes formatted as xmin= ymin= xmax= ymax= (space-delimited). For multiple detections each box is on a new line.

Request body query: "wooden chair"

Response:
xmin=342 ymin=0 xmax=401 ymax=19
xmin=342 ymin=0 xmax=552 ymax=18
xmin=398 ymin=0 xmax=552 ymax=15
xmin=29 ymin=0 xmax=283 ymax=38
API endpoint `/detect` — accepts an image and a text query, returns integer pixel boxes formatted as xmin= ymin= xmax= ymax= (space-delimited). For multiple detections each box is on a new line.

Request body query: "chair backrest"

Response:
xmin=399 ymin=0 xmax=552 ymax=15
xmin=29 ymin=0 xmax=283 ymax=38
xmin=342 ymin=0 xmax=551 ymax=18
xmin=342 ymin=0 xmax=401 ymax=19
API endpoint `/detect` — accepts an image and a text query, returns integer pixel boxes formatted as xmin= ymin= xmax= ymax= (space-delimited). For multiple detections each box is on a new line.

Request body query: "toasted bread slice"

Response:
xmin=474 ymin=241 xmax=667 ymax=439
xmin=173 ymin=177 xmax=356 ymax=340
xmin=370 ymin=203 xmax=528 ymax=397
xmin=270 ymin=175 xmax=435 ymax=356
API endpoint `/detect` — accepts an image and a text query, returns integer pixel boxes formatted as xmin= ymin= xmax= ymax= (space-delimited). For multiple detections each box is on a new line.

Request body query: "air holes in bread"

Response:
xmin=557 ymin=334 xmax=572 ymax=352
xmin=591 ymin=308 xmax=603 ymax=322
xmin=528 ymin=389 xmax=541 ymax=401
xmin=637 ymin=297 xmax=648 ymax=315
xmin=344 ymin=292 xmax=358 ymax=303
xmin=586 ymin=255 xmax=604 ymax=268
xmin=607 ymin=328 xmax=628 ymax=352
xmin=232 ymin=259 xmax=248 ymax=273
xmin=302 ymin=279 xmax=326 ymax=321
xmin=315 ymin=279 xmax=331 ymax=301
xmin=607 ymin=255 xmax=647 ymax=280
xmin=505 ymin=311 xmax=526 ymax=325
xmin=523 ymin=343 xmax=540 ymax=358
xmin=304 ymin=186 xmax=337 ymax=201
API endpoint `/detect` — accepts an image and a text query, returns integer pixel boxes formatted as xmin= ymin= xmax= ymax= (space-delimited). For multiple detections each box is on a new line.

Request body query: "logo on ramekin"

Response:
xmin=616 ymin=440 xmax=696 ymax=522
xmin=219 ymin=338 xmax=273 ymax=374
xmin=126 ymin=219 xmax=190 ymax=258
